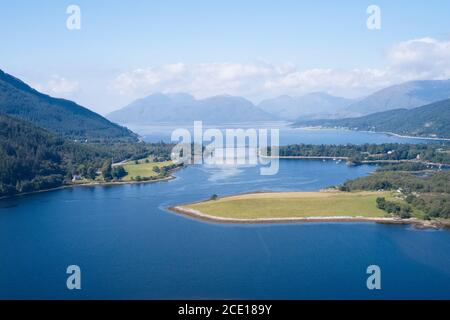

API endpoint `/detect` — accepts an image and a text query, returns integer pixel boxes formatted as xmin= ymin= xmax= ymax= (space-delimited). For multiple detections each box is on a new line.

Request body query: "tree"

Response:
xmin=153 ymin=166 xmax=161 ymax=174
xmin=405 ymin=194 xmax=416 ymax=204
xmin=210 ymin=194 xmax=219 ymax=201
xmin=112 ymin=166 xmax=127 ymax=180
xmin=87 ymin=167 xmax=97 ymax=180
xmin=399 ymin=207 xmax=412 ymax=219
xmin=376 ymin=197 xmax=386 ymax=210
xmin=101 ymin=160 xmax=113 ymax=181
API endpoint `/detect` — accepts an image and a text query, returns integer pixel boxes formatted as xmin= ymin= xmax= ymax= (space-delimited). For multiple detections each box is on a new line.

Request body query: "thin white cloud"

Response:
xmin=388 ymin=37 xmax=450 ymax=80
xmin=33 ymin=75 xmax=79 ymax=97
xmin=113 ymin=37 xmax=450 ymax=101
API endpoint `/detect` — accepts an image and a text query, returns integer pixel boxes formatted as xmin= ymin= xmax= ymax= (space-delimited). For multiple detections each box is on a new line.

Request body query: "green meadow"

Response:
xmin=122 ymin=158 xmax=174 ymax=181
xmin=184 ymin=191 xmax=409 ymax=219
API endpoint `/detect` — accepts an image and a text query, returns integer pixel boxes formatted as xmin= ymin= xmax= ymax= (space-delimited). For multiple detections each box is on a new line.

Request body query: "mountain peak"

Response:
xmin=108 ymin=93 xmax=273 ymax=125
xmin=258 ymin=92 xmax=354 ymax=121
xmin=165 ymin=92 xmax=195 ymax=100
xmin=347 ymin=79 xmax=450 ymax=115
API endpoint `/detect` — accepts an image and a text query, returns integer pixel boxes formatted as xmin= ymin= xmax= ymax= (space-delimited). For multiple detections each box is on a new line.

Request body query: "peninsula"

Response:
xmin=170 ymin=190 xmax=449 ymax=229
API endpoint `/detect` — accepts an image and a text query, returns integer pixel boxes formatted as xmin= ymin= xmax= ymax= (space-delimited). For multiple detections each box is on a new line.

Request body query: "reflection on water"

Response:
xmin=204 ymin=165 xmax=246 ymax=182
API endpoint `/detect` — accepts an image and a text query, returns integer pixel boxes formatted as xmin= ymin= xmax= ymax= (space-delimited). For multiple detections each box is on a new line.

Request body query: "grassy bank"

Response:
xmin=121 ymin=158 xmax=174 ymax=181
xmin=179 ymin=191 xmax=410 ymax=220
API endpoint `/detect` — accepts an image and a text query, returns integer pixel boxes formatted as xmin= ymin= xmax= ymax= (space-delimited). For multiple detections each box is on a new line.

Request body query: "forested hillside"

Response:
xmin=273 ymin=143 xmax=450 ymax=165
xmin=340 ymin=170 xmax=450 ymax=219
xmin=294 ymin=99 xmax=450 ymax=139
xmin=0 ymin=113 xmax=173 ymax=197
xmin=0 ymin=69 xmax=137 ymax=141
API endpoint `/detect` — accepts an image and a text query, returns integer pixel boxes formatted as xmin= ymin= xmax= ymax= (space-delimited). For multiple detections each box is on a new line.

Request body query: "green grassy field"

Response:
xmin=183 ymin=191 xmax=407 ymax=219
xmin=122 ymin=158 xmax=173 ymax=181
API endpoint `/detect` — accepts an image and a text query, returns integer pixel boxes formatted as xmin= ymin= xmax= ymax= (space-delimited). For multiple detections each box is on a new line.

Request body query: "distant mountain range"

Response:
xmin=259 ymin=80 xmax=450 ymax=121
xmin=109 ymin=79 xmax=450 ymax=126
xmin=107 ymin=93 xmax=275 ymax=125
xmin=259 ymin=92 xmax=354 ymax=121
xmin=294 ymin=99 xmax=450 ymax=139
xmin=108 ymin=92 xmax=355 ymax=124
xmin=345 ymin=79 xmax=450 ymax=116
xmin=0 ymin=69 xmax=137 ymax=141
xmin=3 ymin=67 xmax=450 ymax=141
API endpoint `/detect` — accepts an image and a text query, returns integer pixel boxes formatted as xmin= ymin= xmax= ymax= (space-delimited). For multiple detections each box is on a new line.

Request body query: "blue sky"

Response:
xmin=1 ymin=0 xmax=450 ymax=114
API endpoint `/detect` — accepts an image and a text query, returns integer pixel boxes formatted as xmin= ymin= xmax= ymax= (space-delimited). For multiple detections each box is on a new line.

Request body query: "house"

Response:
xmin=72 ymin=174 xmax=83 ymax=182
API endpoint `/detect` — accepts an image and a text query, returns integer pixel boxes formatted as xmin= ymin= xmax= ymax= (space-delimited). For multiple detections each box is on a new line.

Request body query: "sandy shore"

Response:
xmin=169 ymin=206 xmax=449 ymax=230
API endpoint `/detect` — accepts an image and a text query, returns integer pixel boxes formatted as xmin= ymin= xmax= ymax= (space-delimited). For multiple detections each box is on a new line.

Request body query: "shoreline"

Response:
xmin=169 ymin=192 xmax=450 ymax=230
xmin=259 ymin=155 xmax=450 ymax=168
xmin=380 ymin=131 xmax=450 ymax=142
xmin=0 ymin=167 xmax=183 ymax=201
xmin=170 ymin=206 xmax=448 ymax=229
xmin=296 ymin=126 xmax=450 ymax=142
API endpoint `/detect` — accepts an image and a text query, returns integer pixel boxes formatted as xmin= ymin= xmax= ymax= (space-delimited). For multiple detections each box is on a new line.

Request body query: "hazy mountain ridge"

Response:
xmin=108 ymin=93 xmax=276 ymax=125
xmin=346 ymin=79 xmax=450 ymax=116
xmin=258 ymin=92 xmax=354 ymax=121
xmin=0 ymin=69 xmax=137 ymax=141
xmin=108 ymin=91 xmax=357 ymax=125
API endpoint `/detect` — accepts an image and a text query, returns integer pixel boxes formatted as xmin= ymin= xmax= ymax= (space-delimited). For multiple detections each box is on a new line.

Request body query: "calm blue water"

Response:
xmin=1 ymin=159 xmax=449 ymax=300
xmin=129 ymin=123 xmax=442 ymax=145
